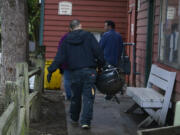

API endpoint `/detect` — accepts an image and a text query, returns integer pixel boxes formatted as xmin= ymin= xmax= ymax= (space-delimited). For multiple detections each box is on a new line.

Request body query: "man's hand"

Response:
xmin=47 ymin=72 xmax=52 ymax=83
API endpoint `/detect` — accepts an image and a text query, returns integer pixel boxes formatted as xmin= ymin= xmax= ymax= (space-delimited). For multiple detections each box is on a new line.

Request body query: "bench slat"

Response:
xmin=150 ymin=65 xmax=171 ymax=81
xmin=148 ymin=73 xmax=168 ymax=91
xmin=127 ymin=87 xmax=164 ymax=102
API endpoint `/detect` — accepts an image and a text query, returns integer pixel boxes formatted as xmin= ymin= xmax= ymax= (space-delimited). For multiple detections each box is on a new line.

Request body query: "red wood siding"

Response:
xmin=135 ymin=0 xmax=148 ymax=87
xmin=135 ymin=0 xmax=180 ymax=101
xmin=43 ymin=0 xmax=128 ymax=59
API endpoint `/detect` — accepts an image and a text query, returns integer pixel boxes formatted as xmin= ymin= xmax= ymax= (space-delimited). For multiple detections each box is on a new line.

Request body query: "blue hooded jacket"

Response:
xmin=48 ymin=30 xmax=105 ymax=73
xmin=99 ymin=29 xmax=123 ymax=66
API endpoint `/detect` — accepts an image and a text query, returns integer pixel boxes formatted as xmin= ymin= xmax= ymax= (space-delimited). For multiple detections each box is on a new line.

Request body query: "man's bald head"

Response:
xmin=69 ymin=19 xmax=81 ymax=30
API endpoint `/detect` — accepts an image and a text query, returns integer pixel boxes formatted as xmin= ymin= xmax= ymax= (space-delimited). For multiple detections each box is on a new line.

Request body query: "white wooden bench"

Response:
xmin=126 ymin=64 xmax=176 ymax=128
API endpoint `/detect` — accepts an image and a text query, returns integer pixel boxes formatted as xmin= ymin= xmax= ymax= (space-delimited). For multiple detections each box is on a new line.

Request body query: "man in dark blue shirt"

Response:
xmin=99 ymin=20 xmax=123 ymax=66
xmin=99 ymin=20 xmax=124 ymax=100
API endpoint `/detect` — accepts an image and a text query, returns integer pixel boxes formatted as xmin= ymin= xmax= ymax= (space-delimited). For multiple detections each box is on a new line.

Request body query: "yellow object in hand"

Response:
xmin=91 ymin=88 xmax=95 ymax=96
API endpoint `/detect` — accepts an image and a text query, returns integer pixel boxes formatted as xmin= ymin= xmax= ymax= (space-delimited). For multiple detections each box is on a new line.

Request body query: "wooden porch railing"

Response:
xmin=0 ymin=58 xmax=44 ymax=135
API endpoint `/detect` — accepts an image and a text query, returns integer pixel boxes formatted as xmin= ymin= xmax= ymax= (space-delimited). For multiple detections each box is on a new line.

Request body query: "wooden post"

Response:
xmin=23 ymin=63 xmax=29 ymax=134
xmin=35 ymin=58 xmax=45 ymax=94
xmin=16 ymin=63 xmax=28 ymax=135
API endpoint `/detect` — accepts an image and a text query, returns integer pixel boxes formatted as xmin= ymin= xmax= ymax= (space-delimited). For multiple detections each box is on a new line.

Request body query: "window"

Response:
xmin=159 ymin=0 xmax=180 ymax=69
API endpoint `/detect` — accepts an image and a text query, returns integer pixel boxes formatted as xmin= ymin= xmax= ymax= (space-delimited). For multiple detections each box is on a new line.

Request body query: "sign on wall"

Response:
xmin=137 ymin=0 xmax=141 ymax=11
xmin=58 ymin=1 xmax=72 ymax=15
xmin=167 ymin=6 xmax=176 ymax=20
xmin=131 ymin=24 xmax=134 ymax=36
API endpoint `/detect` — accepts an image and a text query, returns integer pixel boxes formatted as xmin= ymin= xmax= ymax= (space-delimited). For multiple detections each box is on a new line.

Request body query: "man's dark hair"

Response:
xmin=69 ymin=19 xmax=80 ymax=30
xmin=105 ymin=20 xmax=115 ymax=29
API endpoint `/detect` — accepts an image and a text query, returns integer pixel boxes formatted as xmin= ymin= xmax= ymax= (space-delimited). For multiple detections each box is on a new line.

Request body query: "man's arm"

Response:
xmin=99 ymin=34 xmax=106 ymax=50
xmin=48 ymin=42 xmax=66 ymax=73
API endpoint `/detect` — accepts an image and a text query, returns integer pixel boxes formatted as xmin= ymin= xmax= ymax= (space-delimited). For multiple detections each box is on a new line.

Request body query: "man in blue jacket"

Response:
xmin=99 ymin=20 xmax=124 ymax=100
xmin=100 ymin=20 xmax=123 ymax=66
xmin=47 ymin=19 xmax=105 ymax=129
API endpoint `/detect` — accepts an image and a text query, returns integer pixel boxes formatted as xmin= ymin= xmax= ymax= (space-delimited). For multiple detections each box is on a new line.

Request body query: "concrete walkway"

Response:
xmin=64 ymin=93 xmax=146 ymax=135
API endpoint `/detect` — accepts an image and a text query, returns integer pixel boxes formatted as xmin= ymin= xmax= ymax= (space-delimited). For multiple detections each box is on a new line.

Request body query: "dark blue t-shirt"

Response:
xmin=99 ymin=29 xmax=123 ymax=66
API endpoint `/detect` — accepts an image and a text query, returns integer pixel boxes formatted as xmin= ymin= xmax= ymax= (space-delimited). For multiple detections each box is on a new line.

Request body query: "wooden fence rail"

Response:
xmin=0 ymin=58 xmax=44 ymax=135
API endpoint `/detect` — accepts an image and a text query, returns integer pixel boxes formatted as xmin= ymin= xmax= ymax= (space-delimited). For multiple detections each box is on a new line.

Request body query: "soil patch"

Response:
xmin=29 ymin=90 xmax=68 ymax=135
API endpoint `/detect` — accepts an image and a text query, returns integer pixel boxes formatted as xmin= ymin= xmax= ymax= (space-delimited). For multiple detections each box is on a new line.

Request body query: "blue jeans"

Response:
xmin=64 ymin=70 xmax=71 ymax=99
xmin=70 ymin=68 xmax=97 ymax=125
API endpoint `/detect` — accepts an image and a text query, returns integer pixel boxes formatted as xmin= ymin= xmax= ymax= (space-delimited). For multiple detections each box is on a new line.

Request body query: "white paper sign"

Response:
xmin=137 ymin=0 xmax=141 ymax=11
xmin=167 ymin=6 xmax=176 ymax=20
xmin=131 ymin=24 xmax=134 ymax=36
xmin=58 ymin=1 xmax=72 ymax=15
